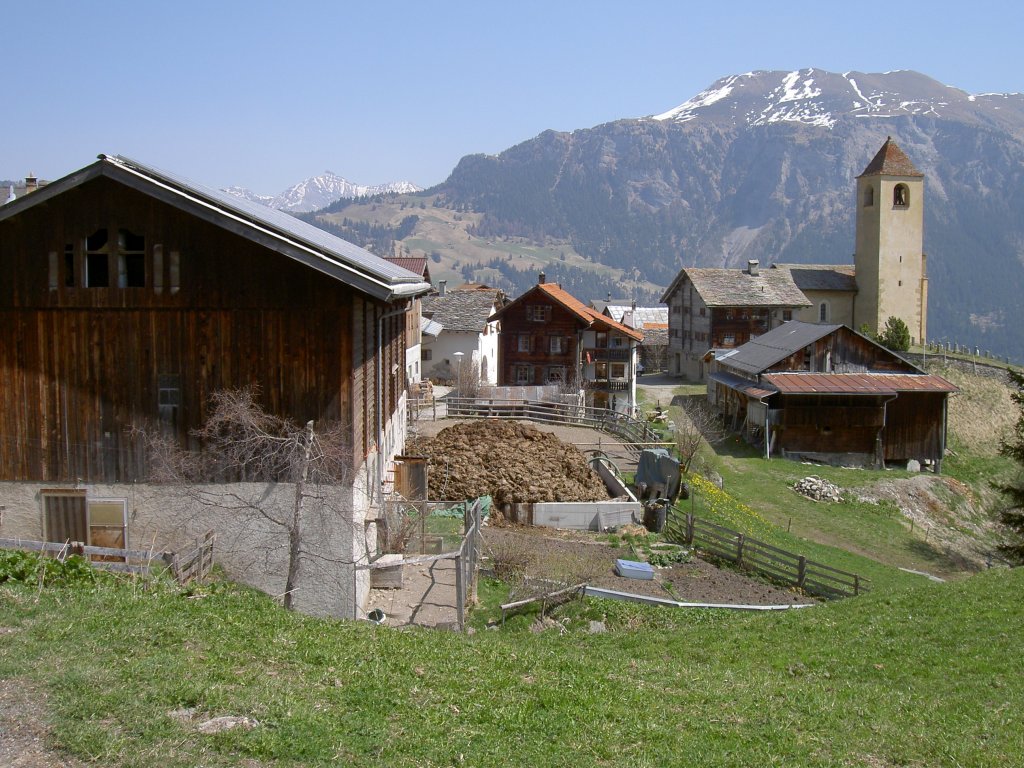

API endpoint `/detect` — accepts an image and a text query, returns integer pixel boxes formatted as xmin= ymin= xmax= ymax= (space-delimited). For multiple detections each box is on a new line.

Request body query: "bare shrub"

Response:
xmin=671 ymin=396 xmax=728 ymax=475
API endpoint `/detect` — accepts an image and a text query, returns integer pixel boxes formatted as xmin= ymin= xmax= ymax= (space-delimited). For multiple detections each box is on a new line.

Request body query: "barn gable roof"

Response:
xmin=0 ymin=154 xmax=431 ymax=302
xmin=716 ymin=321 xmax=844 ymax=376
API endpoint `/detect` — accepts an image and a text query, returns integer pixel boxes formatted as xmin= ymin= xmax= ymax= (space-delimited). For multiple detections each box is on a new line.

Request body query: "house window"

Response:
xmin=783 ymin=310 xmax=793 ymax=322
xmin=422 ymin=348 xmax=433 ymax=361
xmin=611 ymin=363 xmax=626 ymax=379
xmin=514 ymin=365 xmax=534 ymax=384
xmin=41 ymin=490 xmax=127 ymax=551
xmin=549 ymin=335 xmax=566 ymax=354
xmin=517 ymin=335 xmax=532 ymax=353
xmin=894 ymin=184 xmax=909 ymax=207
xmin=595 ymin=332 xmax=608 ymax=349
xmin=526 ymin=305 xmax=551 ymax=322
xmin=722 ymin=334 xmax=735 ymax=347
xmin=546 ymin=366 xmax=566 ymax=383
xmin=594 ymin=362 xmax=608 ymax=379
xmin=698 ymin=307 xmax=706 ymax=317
xmin=819 ymin=302 xmax=829 ymax=323
xmin=610 ymin=336 xmax=624 ymax=348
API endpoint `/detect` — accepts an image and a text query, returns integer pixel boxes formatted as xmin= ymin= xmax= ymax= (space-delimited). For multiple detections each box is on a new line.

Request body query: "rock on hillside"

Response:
xmin=406 ymin=421 xmax=609 ymax=505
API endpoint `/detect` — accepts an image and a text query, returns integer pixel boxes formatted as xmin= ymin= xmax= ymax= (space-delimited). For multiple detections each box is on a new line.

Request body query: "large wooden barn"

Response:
xmin=707 ymin=322 xmax=957 ymax=470
xmin=0 ymin=154 xmax=431 ymax=617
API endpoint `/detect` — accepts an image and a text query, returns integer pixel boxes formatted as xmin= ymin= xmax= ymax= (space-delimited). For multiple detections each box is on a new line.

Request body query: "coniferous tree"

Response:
xmin=997 ymin=370 xmax=1024 ymax=563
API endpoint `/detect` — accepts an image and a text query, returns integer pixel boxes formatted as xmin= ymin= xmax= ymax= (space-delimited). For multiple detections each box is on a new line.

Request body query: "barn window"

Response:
xmin=41 ymin=490 xmax=127 ymax=551
xmin=81 ymin=227 xmax=146 ymax=288
xmin=158 ymin=374 xmax=181 ymax=428
xmin=117 ymin=229 xmax=146 ymax=287
xmin=85 ymin=229 xmax=110 ymax=287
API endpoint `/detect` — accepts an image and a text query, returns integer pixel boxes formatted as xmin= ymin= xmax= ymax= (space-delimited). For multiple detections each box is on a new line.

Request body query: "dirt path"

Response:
xmin=0 ymin=675 xmax=85 ymax=768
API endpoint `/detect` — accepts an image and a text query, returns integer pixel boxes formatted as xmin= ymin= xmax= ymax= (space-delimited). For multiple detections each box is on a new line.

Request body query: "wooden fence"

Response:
xmin=0 ymin=530 xmax=215 ymax=584
xmin=420 ymin=396 xmax=665 ymax=451
xmin=666 ymin=512 xmax=864 ymax=598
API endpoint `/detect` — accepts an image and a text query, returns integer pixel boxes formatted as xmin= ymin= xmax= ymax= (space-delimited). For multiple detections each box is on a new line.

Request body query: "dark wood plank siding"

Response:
xmin=498 ymin=296 xmax=580 ymax=385
xmin=0 ymin=176 xmax=395 ymax=482
xmin=883 ymin=392 xmax=946 ymax=463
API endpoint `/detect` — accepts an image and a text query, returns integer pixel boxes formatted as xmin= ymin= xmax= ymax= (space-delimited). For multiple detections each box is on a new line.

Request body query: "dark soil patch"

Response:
xmin=483 ymin=526 xmax=812 ymax=606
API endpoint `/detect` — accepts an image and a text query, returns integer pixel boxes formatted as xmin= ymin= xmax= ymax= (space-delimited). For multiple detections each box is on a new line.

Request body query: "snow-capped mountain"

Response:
xmin=225 ymin=172 xmax=422 ymax=213
xmin=428 ymin=69 xmax=1024 ymax=360
xmin=651 ymin=68 xmax=1024 ymax=135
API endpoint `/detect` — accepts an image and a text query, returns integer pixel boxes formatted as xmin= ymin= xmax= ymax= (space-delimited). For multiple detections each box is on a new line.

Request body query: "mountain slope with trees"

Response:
xmin=315 ymin=69 xmax=1024 ymax=359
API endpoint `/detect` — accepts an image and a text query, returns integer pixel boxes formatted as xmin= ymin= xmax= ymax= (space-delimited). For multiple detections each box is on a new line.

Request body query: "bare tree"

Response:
xmin=671 ymin=396 xmax=728 ymax=476
xmin=141 ymin=388 xmax=357 ymax=611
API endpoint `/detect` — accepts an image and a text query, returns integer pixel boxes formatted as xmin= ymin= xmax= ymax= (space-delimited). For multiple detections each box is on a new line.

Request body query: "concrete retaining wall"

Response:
xmin=531 ymin=501 xmax=640 ymax=531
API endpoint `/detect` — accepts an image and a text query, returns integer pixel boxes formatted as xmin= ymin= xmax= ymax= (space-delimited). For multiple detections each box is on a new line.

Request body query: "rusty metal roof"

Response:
xmin=708 ymin=371 xmax=777 ymax=400
xmin=762 ymin=372 xmax=957 ymax=395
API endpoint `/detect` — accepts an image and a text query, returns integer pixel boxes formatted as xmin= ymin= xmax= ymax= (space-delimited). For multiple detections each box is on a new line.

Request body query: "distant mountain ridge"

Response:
xmin=417 ymin=69 xmax=1024 ymax=360
xmin=225 ymin=171 xmax=421 ymax=213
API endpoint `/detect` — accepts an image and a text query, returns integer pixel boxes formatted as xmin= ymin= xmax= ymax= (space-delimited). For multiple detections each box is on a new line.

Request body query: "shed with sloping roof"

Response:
xmin=707 ymin=322 xmax=956 ymax=470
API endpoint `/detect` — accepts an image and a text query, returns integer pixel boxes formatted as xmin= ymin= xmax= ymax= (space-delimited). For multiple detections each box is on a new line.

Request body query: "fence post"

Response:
xmin=455 ymin=550 xmax=465 ymax=632
xmin=854 ymin=574 xmax=860 ymax=596
xmin=736 ymin=533 xmax=745 ymax=566
xmin=797 ymin=556 xmax=807 ymax=589
xmin=685 ymin=513 xmax=695 ymax=545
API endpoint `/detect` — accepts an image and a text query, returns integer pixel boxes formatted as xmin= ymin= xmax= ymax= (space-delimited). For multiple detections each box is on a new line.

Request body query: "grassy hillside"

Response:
xmin=0 ymin=561 xmax=1022 ymax=767
xmin=315 ymin=196 xmax=662 ymax=300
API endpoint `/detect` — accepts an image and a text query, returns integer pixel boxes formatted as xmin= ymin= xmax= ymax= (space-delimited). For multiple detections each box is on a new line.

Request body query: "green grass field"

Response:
xmin=0 ymin=560 xmax=1022 ymax=767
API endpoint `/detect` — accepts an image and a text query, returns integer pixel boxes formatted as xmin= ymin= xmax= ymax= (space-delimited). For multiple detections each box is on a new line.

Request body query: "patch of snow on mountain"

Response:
xmin=225 ymin=172 xmax=423 ymax=213
xmin=750 ymin=70 xmax=834 ymax=128
xmin=651 ymin=75 xmax=740 ymax=121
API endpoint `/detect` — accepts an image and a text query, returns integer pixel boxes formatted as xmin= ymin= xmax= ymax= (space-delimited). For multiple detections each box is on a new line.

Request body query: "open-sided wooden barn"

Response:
xmin=0 ymin=154 xmax=431 ymax=617
xmin=707 ymin=322 xmax=956 ymax=470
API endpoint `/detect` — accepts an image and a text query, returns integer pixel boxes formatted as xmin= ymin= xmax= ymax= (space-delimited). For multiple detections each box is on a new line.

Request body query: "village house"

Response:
xmin=593 ymin=299 xmax=670 ymax=374
xmin=383 ymin=255 xmax=432 ymax=384
xmin=420 ymin=281 xmax=503 ymax=387
xmin=663 ymin=138 xmax=929 ymax=382
xmin=0 ymin=154 xmax=431 ymax=618
xmin=707 ymin=321 xmax=956 ymax=470
xmin=490 ymin=274 xmax=643 ymax=414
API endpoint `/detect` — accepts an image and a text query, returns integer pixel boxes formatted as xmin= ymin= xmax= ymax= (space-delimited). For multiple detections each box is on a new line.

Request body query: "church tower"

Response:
xmin=853 ymin=137 xmax=928 ymax=343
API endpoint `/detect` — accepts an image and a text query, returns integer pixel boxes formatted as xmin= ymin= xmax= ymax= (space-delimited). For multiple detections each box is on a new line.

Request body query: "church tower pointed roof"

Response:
xmin=858 ymin=137 xmax=923 ymax=178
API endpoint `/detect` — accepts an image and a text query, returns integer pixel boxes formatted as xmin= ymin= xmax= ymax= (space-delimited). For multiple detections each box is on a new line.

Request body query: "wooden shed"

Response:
xmin=708 ymin=322 xmax=956 ymax=470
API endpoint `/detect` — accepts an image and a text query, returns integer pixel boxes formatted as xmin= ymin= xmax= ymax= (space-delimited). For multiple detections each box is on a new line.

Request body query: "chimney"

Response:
xmin=631 ymin=298 xmax=637 ymax=311
xmin=747 ymin=259 xmax=759 ymax=276
xmin=24 ymin=173 xmax=38 ymax=192
xmin=538 ymin=272 xmax=546 ymax=284
xmin=438 ymin=280 xmax=447 ymax=297
xmin=606 ymin=291 xmax=612 ymax=302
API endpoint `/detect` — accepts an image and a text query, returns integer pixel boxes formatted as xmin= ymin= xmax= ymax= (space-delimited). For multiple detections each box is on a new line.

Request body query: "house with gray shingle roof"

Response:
xmin=420 ymin=284 xmax=504 ymax=385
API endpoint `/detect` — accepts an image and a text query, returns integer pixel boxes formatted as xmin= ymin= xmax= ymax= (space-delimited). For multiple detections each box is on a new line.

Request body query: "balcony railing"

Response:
xmin=584 ymin=347 xmax=631 ymax=362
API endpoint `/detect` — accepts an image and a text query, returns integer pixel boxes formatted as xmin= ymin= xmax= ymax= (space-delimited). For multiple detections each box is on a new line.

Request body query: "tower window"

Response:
xmin=893 ymin=184 xmax=909 ymax=208
xmin=819 ymin=302 xmax=829 ymax=323
xmin=864 ymin=186 xmax=874 ymax=207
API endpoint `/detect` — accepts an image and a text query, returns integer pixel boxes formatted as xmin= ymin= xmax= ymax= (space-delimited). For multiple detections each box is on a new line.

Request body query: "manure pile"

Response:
xmin=406 ymin=421 xmax=609 ymax=505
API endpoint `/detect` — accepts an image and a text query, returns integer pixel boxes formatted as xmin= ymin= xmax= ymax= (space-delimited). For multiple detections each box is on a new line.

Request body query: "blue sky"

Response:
xmin=4 ymin=0 xmax=1021 ymax=192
